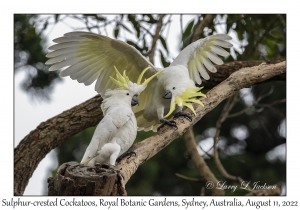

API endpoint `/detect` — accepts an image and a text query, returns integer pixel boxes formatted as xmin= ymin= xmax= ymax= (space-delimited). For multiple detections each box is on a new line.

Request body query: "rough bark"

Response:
xmin=48 ymin=162 xmax=126 ymax=196
xmin=14 ymin=58 xmax=286 ymax=195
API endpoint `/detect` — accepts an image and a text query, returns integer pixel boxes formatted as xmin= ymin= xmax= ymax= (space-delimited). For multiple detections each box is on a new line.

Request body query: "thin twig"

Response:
xmin=175 ymin=173 xmax=201 ymax=182
xmin=198 ymin=144 xmax=214 ymax=158
xmin=227 ymin=86 xmax=276 ymax=118
xmin=146 ymin=14 xmax=166 ymax=64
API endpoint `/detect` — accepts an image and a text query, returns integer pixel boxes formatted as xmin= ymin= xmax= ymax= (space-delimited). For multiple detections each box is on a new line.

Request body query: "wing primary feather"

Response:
xmin=207 ymin=51 xmax=224 ymax=65
xmin=197 ymin=61 xmax=210 ymax=80
xmin=53 ymin=36 xmax=84 ymax=43
xmin=48 ymin=41 xmax=82 ymax=51
xmin=209 ymin=34 xmax=232 ymax=40
xmin=203 ymin=57 xmax=217 ymax=73
xmin=210 ymin=46 xmax=230 ymax=57
xmin=76 ymin=63 xmax=102 ymax=84
xmin=193 ymin=68 xmax=202 ymax=85
xmin=213 ymin=40 xmax=233 ymax=48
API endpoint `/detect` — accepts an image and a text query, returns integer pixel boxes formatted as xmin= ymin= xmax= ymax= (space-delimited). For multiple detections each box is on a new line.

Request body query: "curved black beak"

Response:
xmin=131 ymin=95 xmax=139 ymax=106
xmin=163 ymin=91 xmax=172 ymax=99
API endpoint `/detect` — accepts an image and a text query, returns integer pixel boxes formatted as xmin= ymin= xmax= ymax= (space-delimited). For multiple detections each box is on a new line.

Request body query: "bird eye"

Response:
xmin=173 ymin=87 xmax=176 ymax=90
xmin=126 ymin=93 xmax=129 ymax=96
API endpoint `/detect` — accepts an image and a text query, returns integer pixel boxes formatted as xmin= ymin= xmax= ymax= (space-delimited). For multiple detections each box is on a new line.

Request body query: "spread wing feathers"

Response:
xmin=170 ymin=34 xmax=233 ymax=84
xmin=46 ymin=31 xmax=157 ymax=96
xmin=80 ymin=107 xmax=131 ymax=164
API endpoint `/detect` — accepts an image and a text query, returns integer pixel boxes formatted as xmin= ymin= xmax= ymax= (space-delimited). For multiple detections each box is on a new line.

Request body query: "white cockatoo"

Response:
xmin=46 ymin=31 xmax=232 ymax=132
xmin=80 ymin=67 xmax=163 ymax=166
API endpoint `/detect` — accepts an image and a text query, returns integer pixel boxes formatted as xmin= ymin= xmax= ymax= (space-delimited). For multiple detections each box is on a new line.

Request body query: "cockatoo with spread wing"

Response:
xmin=46 ymin=31 xmax=232 ymax=132
xmin=80 ymin=67 xmax=163 ymax=166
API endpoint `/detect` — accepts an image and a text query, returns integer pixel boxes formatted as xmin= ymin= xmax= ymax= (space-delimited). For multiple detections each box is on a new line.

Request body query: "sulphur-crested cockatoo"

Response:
xmin=80 ymin=66 xmax=163 ymax=166
xmin=81 ymin=68 xmax=163 ymax=166
xmin=46 ymin=31 xmax=232 ymax=132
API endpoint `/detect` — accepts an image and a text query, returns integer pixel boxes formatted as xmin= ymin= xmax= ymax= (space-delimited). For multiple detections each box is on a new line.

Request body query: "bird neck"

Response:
xmin=101 ymin=94 xmax=131 ymax=115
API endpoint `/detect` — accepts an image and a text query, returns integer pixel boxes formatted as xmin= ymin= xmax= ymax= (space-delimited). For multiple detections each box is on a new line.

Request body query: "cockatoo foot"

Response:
xmin=116 ymin=151 xmax=136 ymax=163
xmin=173 ymin=111 xmax=193 ymax=122
xmin=157 ymin=119 xmax=178 ymax=132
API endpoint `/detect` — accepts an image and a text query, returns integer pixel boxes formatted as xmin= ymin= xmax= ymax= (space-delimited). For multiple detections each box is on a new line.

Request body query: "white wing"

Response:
xmin=46 ymin=31 xmax=158 ymax=116
xmin=80 ymin=106 xmax=131 ymax=164
xmin=170 ymin=34 xmax=233 ymax=84
xmin=46 ymin=31 xmax=157 ymax=95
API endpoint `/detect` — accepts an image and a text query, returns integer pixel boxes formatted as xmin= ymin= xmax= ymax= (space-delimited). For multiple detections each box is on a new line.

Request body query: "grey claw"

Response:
xmin=157 ymin=119 xmax=178 ymax=132
xmin=173 ymin=111 xmax=192 ymax=122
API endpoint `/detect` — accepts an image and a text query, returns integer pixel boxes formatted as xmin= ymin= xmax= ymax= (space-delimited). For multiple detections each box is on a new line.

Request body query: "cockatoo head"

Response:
xmin=110 ymin=66 xmax=164 ymax=106
xmin=163 ymin=83 xmax=206 ymax=118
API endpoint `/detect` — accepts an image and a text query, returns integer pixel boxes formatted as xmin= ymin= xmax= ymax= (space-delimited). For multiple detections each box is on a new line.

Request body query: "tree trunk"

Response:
xmin=48 ymin=162 xmax=126 ymax=196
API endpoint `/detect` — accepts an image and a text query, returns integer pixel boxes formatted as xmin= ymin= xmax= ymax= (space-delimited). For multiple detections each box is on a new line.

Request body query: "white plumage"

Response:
xmin=80 ymin=89 xmax=137 ymax=166
xmin=80 ymin=67 xmax=162 ymax=166
xmin=46 ymin=31 xmax=232 ymax=132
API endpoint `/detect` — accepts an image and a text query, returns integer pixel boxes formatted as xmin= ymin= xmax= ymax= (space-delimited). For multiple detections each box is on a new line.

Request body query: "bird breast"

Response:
xmin=115 ymin=114 xmax=137 ymax=154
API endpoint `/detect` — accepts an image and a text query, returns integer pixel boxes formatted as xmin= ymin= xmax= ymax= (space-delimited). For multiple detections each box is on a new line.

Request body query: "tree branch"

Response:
xmin=183 ymin=127 xmax=224 ymax=195
xmin=175 ymin=173 xmax=200 ymax=182
xmin=147 ymin=14 xmax=166 ymax=64
xmin=117 ymin=61 xmax=286 ymax=185
xmin=191 ymin=14 xmax=215 ymax=43
xmin=14 ymin=59 xmax=286 ymax=195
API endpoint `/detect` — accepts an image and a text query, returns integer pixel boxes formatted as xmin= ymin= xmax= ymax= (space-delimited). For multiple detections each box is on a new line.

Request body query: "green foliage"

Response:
xmin=15 ymin=14 xmax=285 ymax=195
xmin=225 ymin=14 xmax=286 ymax=61
xmin=14 ymin=14 xmax=61 ymax=101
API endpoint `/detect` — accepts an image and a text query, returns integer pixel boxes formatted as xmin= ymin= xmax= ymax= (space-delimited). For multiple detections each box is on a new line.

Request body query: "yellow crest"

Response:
xmin=109 ymin=66 xmax=131 ymax=90
xmin=164 ymin=86 xmax=206 ymax=118
xmin=110 ymin=66 xmax=164 ymax=90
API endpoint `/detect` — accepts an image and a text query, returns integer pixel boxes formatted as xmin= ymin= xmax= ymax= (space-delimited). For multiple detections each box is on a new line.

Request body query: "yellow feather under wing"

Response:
xmin=185 ymin=34 xmax=232 ymax=84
